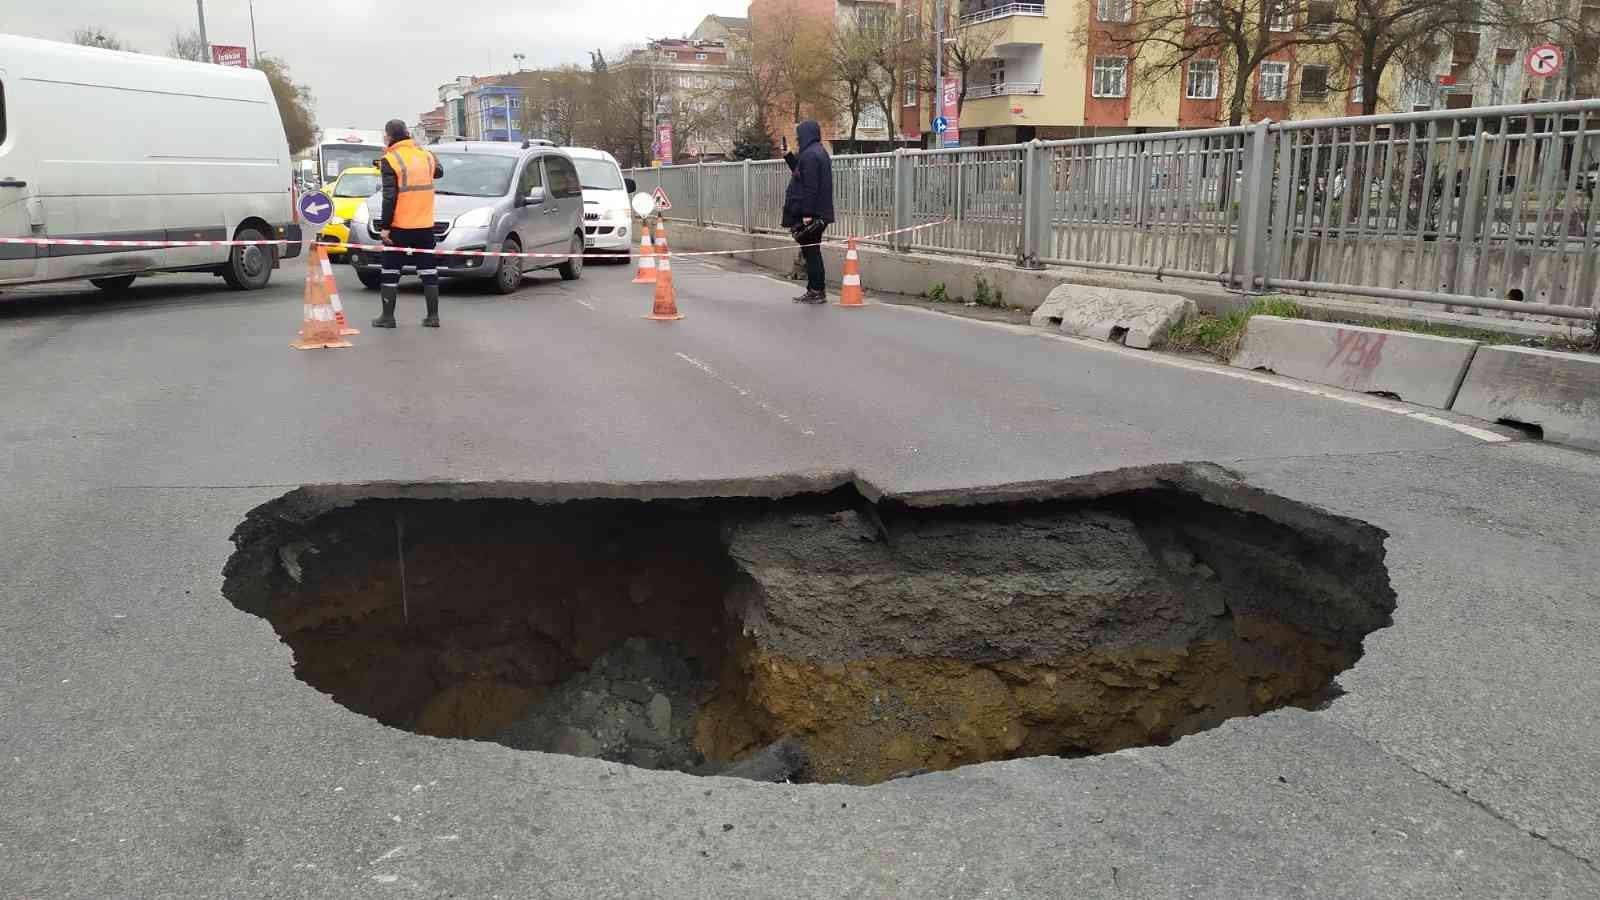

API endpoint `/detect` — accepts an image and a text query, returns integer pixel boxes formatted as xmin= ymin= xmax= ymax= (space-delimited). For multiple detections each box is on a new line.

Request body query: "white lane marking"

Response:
xmin=886 ymin=305 xmax=1512 ymax=444
xmin=675 ymin=352 xmax=815 ymax=436
xmin=573 ymin=298 xmax=595 ymax=310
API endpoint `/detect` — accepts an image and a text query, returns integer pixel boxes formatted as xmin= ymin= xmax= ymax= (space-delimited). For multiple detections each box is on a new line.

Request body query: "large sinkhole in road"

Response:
xmin=222 ymin=470 xmax=1395 ymax=785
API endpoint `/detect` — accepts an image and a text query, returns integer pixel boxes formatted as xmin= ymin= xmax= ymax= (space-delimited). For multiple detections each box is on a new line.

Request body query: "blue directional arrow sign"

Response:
xmin=932 ymin=115 xmax=949 ymax=135
xmin=299 ymin=190 xmax=334 ymax=227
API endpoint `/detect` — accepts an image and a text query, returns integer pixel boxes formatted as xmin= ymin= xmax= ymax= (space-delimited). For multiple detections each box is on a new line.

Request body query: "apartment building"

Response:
xmin=1403 ymin=5 xmax=1600 ymax=111
xmin=616 ymin=35 xmax=741 ymax=160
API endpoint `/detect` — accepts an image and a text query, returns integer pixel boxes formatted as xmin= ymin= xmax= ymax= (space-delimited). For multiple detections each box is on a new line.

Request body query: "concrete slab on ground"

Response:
xmin=1451 ymin=345 xmax=1600 ymax=450
xmin=1231 ymin=315 xmax=1480 ymax=409
xmin=1032 ymin=284 xmax=1196 ymax=349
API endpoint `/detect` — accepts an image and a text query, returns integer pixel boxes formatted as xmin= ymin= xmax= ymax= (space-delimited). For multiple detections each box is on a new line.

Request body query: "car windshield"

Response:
xmin=432 ymin=153 xmax=518 ymax=197
xmin=333 ymin=173 xmax=380 ymax=198
xmin=321 ymin=145 xmax=382 ymax=181
xmin=573 ymin=158 xmax=625 ymax=191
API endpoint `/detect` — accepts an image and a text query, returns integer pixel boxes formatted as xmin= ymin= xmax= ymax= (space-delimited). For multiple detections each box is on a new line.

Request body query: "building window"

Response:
xmin=1192 ymin=0 xmax=1219 ymax=27
xmin=904 ymin=81 xmax=918 ymax=106
xmin=1350 ymin=66 xmax=1364 ymax=102
xmin=1097 ymin=0 xmax=1131 ymax=23
xmin=695 ymin=52 xmax=708 ymax=60
xmin=1092 ymin=57 xmax=1129 ymax=98
xmin=1491 ymin=47 xmax=1515 ymax=105
xmin=988 ymin=58 xmax=1007 ymax=89
xmin=1186 ymin=60 xmax=1219 ymax=99
xmin=902 ymin=6 xmax=918 ymax=35
xmin=1300 ymin=64 xmax=1329 ymax=99
xmin=1267 ymin=0 xmax=1292 ymax=31
xmin=1306 ymin=0 xmax=1335 ymax=32
xmin=666 ymin=51 xmax=679 ymax=60
xmin=1259 ymin=61 xmax=1289 ymax=100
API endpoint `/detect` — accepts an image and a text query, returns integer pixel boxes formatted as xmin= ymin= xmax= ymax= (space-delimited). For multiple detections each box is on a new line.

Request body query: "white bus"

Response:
xmin=315 ymin=128 xmax=387 ymax=187
xmin=0 ymin=34 xmax=301 ymax=291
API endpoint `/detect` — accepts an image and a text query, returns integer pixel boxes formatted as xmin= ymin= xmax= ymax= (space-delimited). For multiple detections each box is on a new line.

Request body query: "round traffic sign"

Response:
xmin=631 ymin=191 xmax=657 ymax=219
xmin=298 ymin=190 xmax=334 ymax=227
xmin=1526 ymin=43 xmax=1564 ymax=78
xmin=932 ymin=115 xmax=949 ymax=135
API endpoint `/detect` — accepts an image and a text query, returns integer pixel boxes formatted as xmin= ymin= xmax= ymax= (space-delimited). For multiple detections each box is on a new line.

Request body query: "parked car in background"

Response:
xmin=316 ymin=166 xmax=380 ymax=259
xmin=346 ymin=142 xmax=585 ymax=293
xmin=0 ymin=34 xmax=301 ymax=292
xmin=562 ymin=146 xmax=637 ymax=261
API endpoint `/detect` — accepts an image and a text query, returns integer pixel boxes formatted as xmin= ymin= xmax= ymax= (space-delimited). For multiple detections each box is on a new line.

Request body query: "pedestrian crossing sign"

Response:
xmin=652 ymin=186 xmax=673 ymax=211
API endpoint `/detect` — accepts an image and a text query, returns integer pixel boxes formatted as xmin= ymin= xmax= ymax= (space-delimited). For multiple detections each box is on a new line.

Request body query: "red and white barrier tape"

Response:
xmin=0 ymin=218 xmax=952 ymax=262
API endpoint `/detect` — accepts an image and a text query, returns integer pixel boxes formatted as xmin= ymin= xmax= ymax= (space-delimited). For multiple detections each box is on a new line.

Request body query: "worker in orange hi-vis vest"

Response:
xmin=373 ymin=119 xmax=444 ymax=329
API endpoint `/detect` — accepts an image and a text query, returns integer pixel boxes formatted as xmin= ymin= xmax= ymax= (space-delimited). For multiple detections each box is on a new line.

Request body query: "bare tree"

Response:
xmin=169 ymin=30 xmax=209 ymax=62
xmin=1090 ymin=0 xmax=1332 ymax=125
xmin=833 ymin=9 xmax=888 ymax=151
xmin=917 ymin=1 xmax=1006 ymax=119
xmin=256 ymin=57 xmax=317 ymax=154
xmin=72 ymin=27 xmax=132 ymax=52
xmin=754 ymin=12 xmax=838 ymax=130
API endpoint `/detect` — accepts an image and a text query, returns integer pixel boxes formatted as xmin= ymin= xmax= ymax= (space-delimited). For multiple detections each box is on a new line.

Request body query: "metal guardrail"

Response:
xmin=966 ymin=82 xmax=1044 ymax=98
xmin=627 ymin=98 xmax=1600 ymax=320
xmin=958 ymin=3 xmax=1047 ymax=26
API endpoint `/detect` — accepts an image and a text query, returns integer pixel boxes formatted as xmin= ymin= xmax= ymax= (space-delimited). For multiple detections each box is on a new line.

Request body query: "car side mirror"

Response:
xmin=624 ymin=178 xmax=638 ymax=194
xmin=518 ymin=186 xmax=547 ymax=207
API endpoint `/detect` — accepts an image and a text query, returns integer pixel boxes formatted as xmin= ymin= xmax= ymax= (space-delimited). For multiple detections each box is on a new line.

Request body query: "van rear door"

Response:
xmin=0 ymin=67 xmax=42 ymax=284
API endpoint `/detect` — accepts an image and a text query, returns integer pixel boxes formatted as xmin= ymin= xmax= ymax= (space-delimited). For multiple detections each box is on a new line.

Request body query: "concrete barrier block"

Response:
xmin=1034 ymin=285 xmax=1196 ymax=349
xmin=1451 ymin=345 xmax=1600 ymax=450
xmin=1231 ymin=317 xmax=1480 ymax=409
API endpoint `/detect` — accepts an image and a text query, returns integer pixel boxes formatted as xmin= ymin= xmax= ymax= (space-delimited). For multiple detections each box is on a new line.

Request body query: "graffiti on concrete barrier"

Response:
xmin=1326 ymin=330 xmax=1387 ymax=371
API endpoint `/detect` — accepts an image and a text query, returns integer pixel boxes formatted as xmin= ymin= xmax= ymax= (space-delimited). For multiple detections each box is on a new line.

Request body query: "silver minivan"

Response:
xmin=348 ymin=142 xmax=585 ymax=294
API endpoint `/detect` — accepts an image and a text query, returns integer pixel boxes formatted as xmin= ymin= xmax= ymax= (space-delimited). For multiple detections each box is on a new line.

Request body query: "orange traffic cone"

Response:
xmin=647 ymin=222 xmax=683 ymax=321
xmin=292 ymin=246 xmax=353 ymax=350
xmin=319 ymin=245 xmax=360 ymax=336
xmin=631 ymin=224 xmax=657 ymax=284
xmin=838 ymin=238 xmax=864 ymax=308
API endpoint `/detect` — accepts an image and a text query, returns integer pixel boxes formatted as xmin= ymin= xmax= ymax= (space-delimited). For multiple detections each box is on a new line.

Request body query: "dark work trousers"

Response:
xmin=380 ymin=227 xmax=439 ymax=288
xmin=797 ymin=223 xmax=827 ymax=292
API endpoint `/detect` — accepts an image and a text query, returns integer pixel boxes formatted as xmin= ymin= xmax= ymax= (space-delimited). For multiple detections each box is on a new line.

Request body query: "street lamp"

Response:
xmin=513 ymin=53 xmax=526 ymax=72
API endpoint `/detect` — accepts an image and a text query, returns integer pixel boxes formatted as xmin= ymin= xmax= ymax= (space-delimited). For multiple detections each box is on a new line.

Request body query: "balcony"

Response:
xmin=959 ymin=2 xmax=1046 ymax=26
xmin=966 ymin=81 xmax=1043 ymax=98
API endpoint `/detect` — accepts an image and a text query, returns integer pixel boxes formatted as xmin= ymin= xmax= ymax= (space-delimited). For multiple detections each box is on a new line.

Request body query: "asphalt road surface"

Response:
xmin=2 ymin=257 xmax=1597 ymax=897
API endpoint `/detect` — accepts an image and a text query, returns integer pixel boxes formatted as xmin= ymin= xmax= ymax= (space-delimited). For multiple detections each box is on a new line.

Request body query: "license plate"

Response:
xmin=583 ymin=237 xmax=596 ymax=248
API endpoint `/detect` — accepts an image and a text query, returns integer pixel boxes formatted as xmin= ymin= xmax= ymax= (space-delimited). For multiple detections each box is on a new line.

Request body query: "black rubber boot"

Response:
xmin=372 ymin=288 xmax=398 ymax=328
xmin=421 ymin=284 xmax=440 ymax=328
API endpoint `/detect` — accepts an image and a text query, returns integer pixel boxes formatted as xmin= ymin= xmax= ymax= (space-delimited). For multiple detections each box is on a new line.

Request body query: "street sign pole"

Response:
xmin=196 ymin=0 xmax=209 ymax=60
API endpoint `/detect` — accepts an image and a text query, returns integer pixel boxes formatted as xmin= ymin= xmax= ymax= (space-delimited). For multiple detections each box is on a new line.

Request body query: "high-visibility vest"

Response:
xmin=382 ymin=139 xmax=436 ymax=229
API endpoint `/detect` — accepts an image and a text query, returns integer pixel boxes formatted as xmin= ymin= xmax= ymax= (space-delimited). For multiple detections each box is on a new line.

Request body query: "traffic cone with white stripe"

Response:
xmin=647 ymin=221 xmax=684 ymax=321
xmin=837 ymin=238 xmax=864 ymax=308
xmin=319 ymin=245 xmax=359 ymax=336
xmin=631 ymin=223 xmax=657 ymax=284
xmin=293 ymin=245 xmax=353 ymax=350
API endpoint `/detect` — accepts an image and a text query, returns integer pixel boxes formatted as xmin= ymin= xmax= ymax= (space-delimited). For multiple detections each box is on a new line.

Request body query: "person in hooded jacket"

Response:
xmin=790 ymin=120 xmax=834 ymax=303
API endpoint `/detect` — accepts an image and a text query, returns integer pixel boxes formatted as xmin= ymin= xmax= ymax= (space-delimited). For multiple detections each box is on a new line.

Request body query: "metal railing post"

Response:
xmin=695 ymin=162 xmax=706 ymax=227
xmin=892 ymin=149 xmax=913 ymax=252
xmin=1020 ymin=140 xmax=1048 ymax=267
xmin=741 ymin=159 xmax=752 ymax=233
xmin=1233 ymin=119 xmax=1275 ymax=292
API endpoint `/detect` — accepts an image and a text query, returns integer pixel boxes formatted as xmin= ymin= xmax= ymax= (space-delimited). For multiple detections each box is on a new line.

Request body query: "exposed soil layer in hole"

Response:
xmin=222 ymin=469 xmax=1396 ymax=785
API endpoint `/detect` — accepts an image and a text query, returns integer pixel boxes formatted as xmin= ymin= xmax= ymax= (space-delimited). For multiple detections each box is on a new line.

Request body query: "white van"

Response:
xmin=0 ymin=34 xmax=301 ymax=292
xmin=562 ymin=147 xmax=635 ymax=260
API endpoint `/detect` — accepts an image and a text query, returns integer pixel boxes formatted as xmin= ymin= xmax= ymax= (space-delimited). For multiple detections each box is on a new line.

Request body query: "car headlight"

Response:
xmin=327 ymin=216 xmax=346 ymax=227
xmin=351 ymin=204 xmax=370 ymax=224
xmin=454 ymin=206 xmax=495 ymax=229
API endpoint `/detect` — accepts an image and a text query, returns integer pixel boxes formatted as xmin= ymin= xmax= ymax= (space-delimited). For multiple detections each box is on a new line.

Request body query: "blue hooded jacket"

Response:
xmin=795 ymin=120 xmax=834 ymax=223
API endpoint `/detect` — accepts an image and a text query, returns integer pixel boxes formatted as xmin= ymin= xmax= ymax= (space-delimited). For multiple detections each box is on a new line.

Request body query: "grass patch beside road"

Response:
xmin=1167 ymin=297 xmax=1600 ymax=361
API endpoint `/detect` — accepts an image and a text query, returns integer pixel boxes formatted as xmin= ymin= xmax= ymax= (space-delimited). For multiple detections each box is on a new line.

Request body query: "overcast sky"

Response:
xmin=8 ymin=1 xmax=749 ymax=129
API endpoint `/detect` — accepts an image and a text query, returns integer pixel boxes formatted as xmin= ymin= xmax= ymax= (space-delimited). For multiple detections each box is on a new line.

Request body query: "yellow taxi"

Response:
xmin=316 ymin=166 xmax=381 ymax=257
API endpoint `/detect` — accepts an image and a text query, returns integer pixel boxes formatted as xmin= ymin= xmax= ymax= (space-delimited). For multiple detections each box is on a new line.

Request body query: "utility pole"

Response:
xmin=933 ymin=0 xmax=943 ymax=137
xmin=249 ymin=0 xmax=260 ymax=63
xmin=196 ymin=0 xmax=209 ymax=60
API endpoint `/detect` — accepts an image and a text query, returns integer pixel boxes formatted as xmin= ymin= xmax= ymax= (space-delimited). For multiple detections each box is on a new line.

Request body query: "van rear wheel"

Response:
xmin=90 ymin=275 xmax=137 ymax=293
xmin=356 ymin=268 xmax=383 ymax=290
xmin=222 ymin=227 xmax=273 ymax=290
